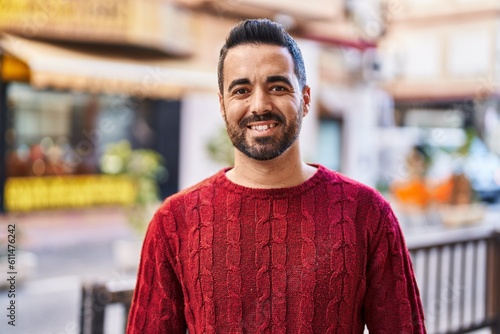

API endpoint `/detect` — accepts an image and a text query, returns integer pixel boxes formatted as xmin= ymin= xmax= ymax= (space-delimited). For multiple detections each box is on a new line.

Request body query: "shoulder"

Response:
xmin=146 ymin=170 xmax=223 ymax=237
xmin=316 ymin=166 xmax=395 ymax=234
xmin=320 ymin=168 xmax=405 ymax=254
xmin=318 ymin=165 xmax=391 ymax=212
xmin=156 ymin=169 xmax=223 ymax=216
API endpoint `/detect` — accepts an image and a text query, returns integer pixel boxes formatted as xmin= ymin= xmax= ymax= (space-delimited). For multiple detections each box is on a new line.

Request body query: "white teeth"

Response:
xmin=251 ymin=124 xmax=276 ymax=132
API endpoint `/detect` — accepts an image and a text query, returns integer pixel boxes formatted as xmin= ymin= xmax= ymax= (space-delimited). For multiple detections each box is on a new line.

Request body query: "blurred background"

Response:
xmin=1 ymin=0 xmax=500 ymax=333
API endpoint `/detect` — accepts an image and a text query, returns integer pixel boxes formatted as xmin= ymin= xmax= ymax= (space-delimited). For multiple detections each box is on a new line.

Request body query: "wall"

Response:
xmin=380 ymin=5 xmax=499 ymax=100
xmin=179 ymin=91 xmax=225 ymax=190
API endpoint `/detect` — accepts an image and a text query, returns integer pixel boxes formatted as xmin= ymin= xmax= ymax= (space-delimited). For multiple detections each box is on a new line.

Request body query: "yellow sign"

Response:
xmin=5 ymin=175 xmax=137 ymax=212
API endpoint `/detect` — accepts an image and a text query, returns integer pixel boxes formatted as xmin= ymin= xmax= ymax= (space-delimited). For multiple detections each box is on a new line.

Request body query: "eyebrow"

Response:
xmin=266 ymin=75 xmax=293 ymax=87
xmin=227 ymin=78 xmax=250 ymax=93
xmin=226 ymin=75 xmax=294 ymax=93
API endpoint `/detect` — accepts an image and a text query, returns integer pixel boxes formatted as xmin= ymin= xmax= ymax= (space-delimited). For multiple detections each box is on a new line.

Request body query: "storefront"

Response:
xmin=0 ymin=3 xmax=215 ymax=212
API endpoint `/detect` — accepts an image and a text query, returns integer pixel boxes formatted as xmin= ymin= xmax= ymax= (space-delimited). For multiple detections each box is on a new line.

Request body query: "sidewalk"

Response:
xmin=0 ymin=207 xmax=138 ymax=334
xmin=0 ymin=206 xmax=136 ymax=251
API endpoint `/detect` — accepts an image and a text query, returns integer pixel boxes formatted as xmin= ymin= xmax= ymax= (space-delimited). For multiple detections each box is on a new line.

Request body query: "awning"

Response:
xmin=0 ymin=33 xmax=217 ymax=99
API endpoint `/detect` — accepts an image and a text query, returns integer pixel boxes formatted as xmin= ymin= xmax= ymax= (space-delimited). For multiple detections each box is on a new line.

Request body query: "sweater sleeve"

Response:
xmin=363 ymin=204 xmax=426 ymax=333
xmin=126 ymin=211 xmax=187 ymax=334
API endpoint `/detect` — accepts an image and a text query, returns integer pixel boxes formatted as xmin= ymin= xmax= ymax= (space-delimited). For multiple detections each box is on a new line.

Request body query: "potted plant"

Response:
xmin=100 ymin=140 xmax=166 ymax=271
xmin=206 ymin=125 xmax=234 ymax=166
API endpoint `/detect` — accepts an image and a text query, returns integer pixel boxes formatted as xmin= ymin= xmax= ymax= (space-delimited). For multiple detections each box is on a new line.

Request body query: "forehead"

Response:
xmin=223 ymin=44 xmax=296 ymax=83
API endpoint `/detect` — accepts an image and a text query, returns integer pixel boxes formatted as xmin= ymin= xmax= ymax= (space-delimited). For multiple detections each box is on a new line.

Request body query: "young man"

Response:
xmin=127 ymin=19 xmax=426 ymax=333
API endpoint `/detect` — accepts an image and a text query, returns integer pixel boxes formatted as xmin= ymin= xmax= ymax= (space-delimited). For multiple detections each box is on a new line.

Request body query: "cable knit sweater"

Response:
xmin=127 ymin=165 xmax=426 ymax=333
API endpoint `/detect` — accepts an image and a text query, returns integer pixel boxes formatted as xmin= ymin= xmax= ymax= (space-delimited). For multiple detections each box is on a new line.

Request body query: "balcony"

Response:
xmin=0 ymin=0 xmax=193 ymax=55
xmin=379 ymin=10 xmax=499 ymax=101
xmin=384 ymin=0 xmax=500 ymax=23
xmin=174 ymin=0 xmax=343 ymax=21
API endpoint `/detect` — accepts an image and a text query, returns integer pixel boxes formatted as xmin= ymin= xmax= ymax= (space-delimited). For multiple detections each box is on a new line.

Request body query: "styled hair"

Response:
xmin=217 ymin=19 xmax=307 ymax=94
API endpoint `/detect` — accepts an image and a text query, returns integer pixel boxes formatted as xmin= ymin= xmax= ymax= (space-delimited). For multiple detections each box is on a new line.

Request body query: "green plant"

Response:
xmin=100 ymin=140 xmax=166 ymax=235
xmin=206 ymin=125 xmax=234 ymax=166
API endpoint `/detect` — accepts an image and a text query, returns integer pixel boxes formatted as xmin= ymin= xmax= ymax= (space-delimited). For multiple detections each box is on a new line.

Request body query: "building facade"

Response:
xmin=0 ymin=0 xmax=386 ymax=211
xmin=378 ymin=0 xmax=500 ymax=200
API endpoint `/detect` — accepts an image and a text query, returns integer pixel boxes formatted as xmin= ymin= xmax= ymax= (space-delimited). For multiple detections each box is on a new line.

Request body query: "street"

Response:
xmin=0 ymin=207 xmax=136 ymax=334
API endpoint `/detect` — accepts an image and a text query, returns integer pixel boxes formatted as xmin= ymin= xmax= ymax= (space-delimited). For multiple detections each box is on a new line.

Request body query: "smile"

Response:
xmin=249 ymin=123 xmax=277 ymax=132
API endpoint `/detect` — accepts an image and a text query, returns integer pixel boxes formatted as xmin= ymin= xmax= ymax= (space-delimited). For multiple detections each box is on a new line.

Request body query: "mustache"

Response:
xmin=239 ymin=113 xmax=285 ymax=127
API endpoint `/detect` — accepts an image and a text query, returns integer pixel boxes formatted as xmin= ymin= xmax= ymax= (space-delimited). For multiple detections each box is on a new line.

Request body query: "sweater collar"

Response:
xmin=215 ymin=164 xmax=333 ymax=199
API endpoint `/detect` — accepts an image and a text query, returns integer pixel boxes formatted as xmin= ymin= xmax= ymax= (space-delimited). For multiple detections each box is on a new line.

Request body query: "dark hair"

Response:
xmin=217 ymin=19 xmax=307 ymax=94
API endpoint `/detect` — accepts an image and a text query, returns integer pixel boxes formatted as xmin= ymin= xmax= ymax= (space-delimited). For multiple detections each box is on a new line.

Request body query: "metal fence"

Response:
xmin=407 ymin=228 xmax=500 ymax=334
xmin=79 ymin=278 xmax=135 ymax=334
xmin=79 ymin=229 xmax=500 ymax=334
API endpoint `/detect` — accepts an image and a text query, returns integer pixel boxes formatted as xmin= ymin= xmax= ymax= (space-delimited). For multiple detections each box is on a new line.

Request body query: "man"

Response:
xmin=127 ymin=19 xmax=426 ymax=333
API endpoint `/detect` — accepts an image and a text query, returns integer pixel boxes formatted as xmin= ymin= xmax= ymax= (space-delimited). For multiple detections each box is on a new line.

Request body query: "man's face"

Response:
xmin=219 ymin=44 xmax=310 ymax=161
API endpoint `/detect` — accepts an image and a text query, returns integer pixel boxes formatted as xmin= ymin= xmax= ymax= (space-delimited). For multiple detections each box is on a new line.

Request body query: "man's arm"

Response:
xmin=364 ymin=207 xmax=426 ymax=333
xmin=127 ymin=212 xmax=187 ymax=334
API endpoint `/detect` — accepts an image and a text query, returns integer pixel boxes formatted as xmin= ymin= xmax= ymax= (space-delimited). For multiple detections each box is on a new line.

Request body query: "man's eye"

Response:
xmin=271 ymin=86 xmax=286 ymax=92
xmin=234 ymin=88 xmax=248 ymax=95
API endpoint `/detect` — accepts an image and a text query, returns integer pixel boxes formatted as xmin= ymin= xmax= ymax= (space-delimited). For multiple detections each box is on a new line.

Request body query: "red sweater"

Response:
xmin=127 ymin=165 xmax=426 ymax=333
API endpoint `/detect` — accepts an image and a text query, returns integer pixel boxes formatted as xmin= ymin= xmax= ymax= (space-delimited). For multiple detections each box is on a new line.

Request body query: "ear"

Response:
xmin=301 ymin=85 xmax=311 ymax=117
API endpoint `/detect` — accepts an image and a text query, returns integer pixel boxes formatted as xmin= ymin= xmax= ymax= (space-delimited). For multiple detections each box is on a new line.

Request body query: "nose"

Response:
xmin=249 ymin=87 xmax=272 ymax=115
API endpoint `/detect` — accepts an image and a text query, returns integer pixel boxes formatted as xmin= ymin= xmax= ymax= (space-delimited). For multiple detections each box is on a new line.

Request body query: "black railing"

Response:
xmin=79 ymin=229 xmax=500 ymax=334
xmin=79 ymin=278 xmax=135 ymax=334
xmin=407 ymin=228 xmax=500 ymax=334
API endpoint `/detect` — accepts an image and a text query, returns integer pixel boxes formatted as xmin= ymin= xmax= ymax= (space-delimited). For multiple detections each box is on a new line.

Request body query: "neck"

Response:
xmin=226 ymin=142 xmax=317 ymax=189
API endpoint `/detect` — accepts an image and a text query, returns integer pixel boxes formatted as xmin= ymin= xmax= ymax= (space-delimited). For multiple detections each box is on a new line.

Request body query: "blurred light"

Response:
xmin=40 ymin=137 xmax=54 ymax=155
xmin=101 ymin=155 xmax=123 ymax=175
xmin=17 ymin=144 xmax=30 ymax=161
xmin=494 ymin=168 xmax=500 ymax=186
xmin=273 ymin=13 xmax=297 ymax=30
xmin=430 ymin=128 xmax=446 ymax=145
xmin=32 ymin=159 xmax=46 ymax=176
xmin=56 ymin=136 xmax=69 ymax=147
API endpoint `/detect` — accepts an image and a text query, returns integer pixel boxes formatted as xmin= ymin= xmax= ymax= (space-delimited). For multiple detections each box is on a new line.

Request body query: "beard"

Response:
xmin=223 ymin=107 xmax=303 ymax=161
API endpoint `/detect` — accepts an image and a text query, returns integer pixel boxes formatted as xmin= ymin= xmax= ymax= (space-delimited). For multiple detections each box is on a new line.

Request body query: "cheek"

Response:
xmin=226 ymin=101 xmax=247 ymax=120
xmin=281 ymin=101 xmax=302 ymax=116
